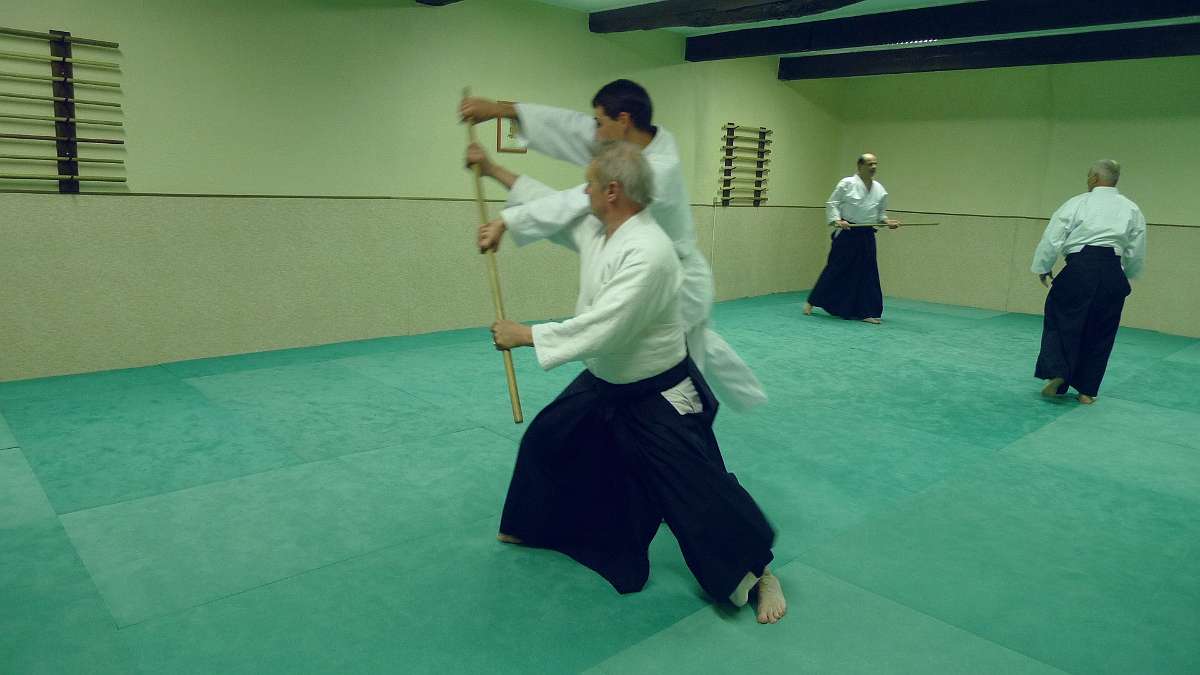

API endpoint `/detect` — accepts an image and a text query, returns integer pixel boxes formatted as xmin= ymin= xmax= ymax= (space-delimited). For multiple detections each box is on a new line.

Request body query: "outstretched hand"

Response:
xmin=459 ymin=96 xmax=500 ymax=124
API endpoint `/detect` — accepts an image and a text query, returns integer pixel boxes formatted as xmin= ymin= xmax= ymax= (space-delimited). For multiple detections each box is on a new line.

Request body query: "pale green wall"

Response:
xmin=827 ymin=56 xmax=1200 ymax=338
xmin=833 ymin=56 xmax=1200 ymax=224
xmin=0 ymin=0 xmax=840 ymax=204
xmin=3 ymin=0 xmax=1198 ymax=381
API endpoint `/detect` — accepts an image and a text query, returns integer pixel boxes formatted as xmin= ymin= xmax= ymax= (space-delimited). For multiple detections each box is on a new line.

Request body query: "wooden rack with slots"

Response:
xmin=717 ymin=124 xmax=770 ymax=206
xmin=0 ymin=26 xmax=124 ymax=193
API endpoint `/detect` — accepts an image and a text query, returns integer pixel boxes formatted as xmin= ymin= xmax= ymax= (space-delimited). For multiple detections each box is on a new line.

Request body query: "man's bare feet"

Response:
xmin=1041 ymin=377 xmax=1065 ymax=397
xmin=496 ymin=533 xmax=523 ymax=544
xmin=1078 ymin=394 xmax=1096 ymax=405
xmin=752 ymin=569 xmax=787 ymax=624
xmin=862 ymin=317 xmax=881 ymax=324
xmin=803 ymin=302 xmax=813 ymax=316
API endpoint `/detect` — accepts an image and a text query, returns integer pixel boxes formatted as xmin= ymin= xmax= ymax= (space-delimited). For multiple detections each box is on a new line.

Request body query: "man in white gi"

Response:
xmin=1032 ymin=159 xmax=1147 ymax=404
xmin=485 ymin=140 xmax=787 ymax=624
xmin=460 ymin=80 xmax=766 ymax=411
xmin=803 ymin=153 xmax=900 ymax=324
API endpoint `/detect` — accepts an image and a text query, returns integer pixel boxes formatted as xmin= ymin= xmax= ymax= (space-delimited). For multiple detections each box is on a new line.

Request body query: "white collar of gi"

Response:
xmin=605 ymin=209 xmax=651 ymax=245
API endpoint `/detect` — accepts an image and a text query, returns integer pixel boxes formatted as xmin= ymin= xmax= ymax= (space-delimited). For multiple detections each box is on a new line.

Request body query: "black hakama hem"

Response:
xmin=806 ymin=225 xmax=884 ymax=320
xmin=1035 ymin=245 xmax=1131 ymax=397
xmin=498 ymin=358 xmax=775 ymax=602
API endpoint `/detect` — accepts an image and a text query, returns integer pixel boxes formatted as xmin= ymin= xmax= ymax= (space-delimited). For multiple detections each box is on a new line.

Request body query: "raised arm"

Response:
xmin=513 ymin=103 xmax=596 ymax=167
xmin=501 ymin=183 xmax=592 ymax=248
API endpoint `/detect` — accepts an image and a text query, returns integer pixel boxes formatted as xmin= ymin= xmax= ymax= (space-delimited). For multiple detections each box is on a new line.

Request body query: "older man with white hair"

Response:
xmin=1032 ymin=159 xmax=1147 ymax=404
xmin=484 ymin=140 xmax=786 ymax=624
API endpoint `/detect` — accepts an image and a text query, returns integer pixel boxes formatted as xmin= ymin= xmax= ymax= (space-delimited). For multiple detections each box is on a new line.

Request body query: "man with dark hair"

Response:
xmin=460 ymin=81 xmax=767 ymax=412
xmin=591 ymin=78 xmax=653 ymax=131
xmin=483 ymin=140 xmax=786 ymax=624
xmin=1032 ymin=159 xmax=1147 ymax=404
xmin=804 ymin=153 xmax=900 ymax=324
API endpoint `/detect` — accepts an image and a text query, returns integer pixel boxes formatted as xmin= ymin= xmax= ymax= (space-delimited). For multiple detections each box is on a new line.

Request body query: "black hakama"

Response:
xmin=1035 ymin=245 xmax=1132 ymax=397
xmin=498 ymin=357 xmax=775 ymax=601
xmin=806 ymin=225 xmax=884 ymax=320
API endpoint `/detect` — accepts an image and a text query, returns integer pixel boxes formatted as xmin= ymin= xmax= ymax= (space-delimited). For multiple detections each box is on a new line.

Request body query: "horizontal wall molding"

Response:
xmin=2 ymin=191 xmax=1193 ymax=228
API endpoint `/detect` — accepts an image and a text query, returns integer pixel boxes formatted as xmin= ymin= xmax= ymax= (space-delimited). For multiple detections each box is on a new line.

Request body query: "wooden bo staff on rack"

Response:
xmin=0 ymin=70 xmax=120 ymax=88
xmin=0 ymin=132 xmax=122 ymax=144
xmin=463 ymin=87 xmax=523 ymax=424
xmin=0 ymin=173 xmax=124 ymax=182
xmin=0 ymin=49 xmax=120 ymax=69
xmin=0 ymin=112 xmax=122 ymax=126
xmin=0 ymin=26 xmax=119 ymax=48
xmin=0 ymin=91 xmax=121 ymax=108
xmin=0 ymin=153 xmax=122 ymax=164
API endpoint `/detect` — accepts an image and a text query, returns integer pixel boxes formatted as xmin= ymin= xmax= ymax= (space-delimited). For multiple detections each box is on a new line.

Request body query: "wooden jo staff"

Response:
xmin=846 ymin=222 xmax=940 ymax=227
xmin=464 ymin=87 xmax=523 ymax=424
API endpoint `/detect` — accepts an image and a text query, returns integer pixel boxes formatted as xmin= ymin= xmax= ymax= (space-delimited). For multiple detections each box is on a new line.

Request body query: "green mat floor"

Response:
xmin=2 ymin=292 xmax=1198 ymax=674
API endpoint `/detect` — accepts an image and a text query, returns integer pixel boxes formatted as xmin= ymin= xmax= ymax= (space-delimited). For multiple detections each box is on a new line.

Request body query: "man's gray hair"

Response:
xmin=591 ymin=140 xmax=654 ymax=207
xmin=1090 ymin=159 xmax=1121 ymax=184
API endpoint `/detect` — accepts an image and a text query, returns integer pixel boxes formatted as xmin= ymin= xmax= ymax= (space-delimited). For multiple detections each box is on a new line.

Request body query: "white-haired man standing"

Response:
xmin=485 ymin=140 xmax=787 ymax=624
xmin=1033 ymin=159 xmax=1147 ymax=404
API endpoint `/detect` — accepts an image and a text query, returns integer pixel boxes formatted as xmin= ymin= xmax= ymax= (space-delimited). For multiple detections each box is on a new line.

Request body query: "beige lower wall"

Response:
xmin=878 ymin=213 xmax=1200 ymax=337
xmin=710 ymin=206 xmax=830 ymax=302
xmin=0 ymin=193 xmax=584 ymax=382
xmin=1 ymin=195 xmax=1194 ymax=382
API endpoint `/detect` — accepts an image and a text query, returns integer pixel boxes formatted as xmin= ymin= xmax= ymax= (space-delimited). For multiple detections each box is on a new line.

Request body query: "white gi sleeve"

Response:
xmin=532 ymin=249 xmax=674 ymax=371
xmin=514 ymin=103 xmax=595 ymax=167
xmin=1123 ymin=207 xmax=1148 ymax=279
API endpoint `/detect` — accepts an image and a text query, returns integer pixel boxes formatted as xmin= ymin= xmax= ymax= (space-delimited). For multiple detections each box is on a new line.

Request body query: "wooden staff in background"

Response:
xmin=464 ymin=87 xmax=523 ymax=424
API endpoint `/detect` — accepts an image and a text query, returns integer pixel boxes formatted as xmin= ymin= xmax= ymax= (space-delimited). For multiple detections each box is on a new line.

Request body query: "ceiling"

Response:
xmin=527 ymin=0 xmax=980 ymax=35
xmin=517 ymin=0 xmax=1200 ymax=78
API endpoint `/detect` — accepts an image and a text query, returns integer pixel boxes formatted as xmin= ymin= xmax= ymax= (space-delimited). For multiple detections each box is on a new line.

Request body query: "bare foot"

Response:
xmin=803 ymin=302 xmax=813 ymax=316
xmin=1041 ymin=377 xmax=1065 ymax=397
xmin=752 ymin=569 xmax=787 ymax=624
xmin=496 ymin=533 xmax=524 ymax=544
xmin=862 ymin=317 xmax=881 ymax=324
xmin=1078 ymin=394 xmax=1096 ymax=405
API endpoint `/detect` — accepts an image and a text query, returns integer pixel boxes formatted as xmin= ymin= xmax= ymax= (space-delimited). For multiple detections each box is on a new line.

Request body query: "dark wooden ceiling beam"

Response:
xmin=777 ymin=22 xmax=1200 ymax=79
xmin=688 ymin=0 xmax=1200 ymax=61
xmin=589 ymin=0 xmax=866 ymax=33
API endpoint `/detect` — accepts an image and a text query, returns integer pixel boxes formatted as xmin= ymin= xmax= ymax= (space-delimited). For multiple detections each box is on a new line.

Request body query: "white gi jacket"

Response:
xmin=826 ymin=175 xmax=888 ymax=231
xmin=501 ymin=103 xmax=767 ymax=410
xmin=532 ymin=210 xmax=687 ymax=385
xmin=1032 ymin=186 xmax=1147 ymax=278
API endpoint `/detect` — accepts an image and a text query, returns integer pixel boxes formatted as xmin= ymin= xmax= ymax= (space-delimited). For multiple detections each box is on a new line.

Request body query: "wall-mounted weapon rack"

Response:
xmin=0 ymin=26 xmax=124 ymax=193
xmin=717 ymin=123 xmax=770 ymax=206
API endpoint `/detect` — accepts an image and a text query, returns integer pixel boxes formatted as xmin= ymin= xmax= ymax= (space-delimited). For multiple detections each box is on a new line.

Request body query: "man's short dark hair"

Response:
xmin=857 ymin=154 xmax=873 ymax=167
xmin=592 ymin=79 xmax=654 ymax=133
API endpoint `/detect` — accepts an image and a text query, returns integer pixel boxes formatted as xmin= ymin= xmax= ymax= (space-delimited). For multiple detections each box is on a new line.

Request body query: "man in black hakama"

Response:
xmin=1032 ymin=159 xmax=1147 ymax=404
